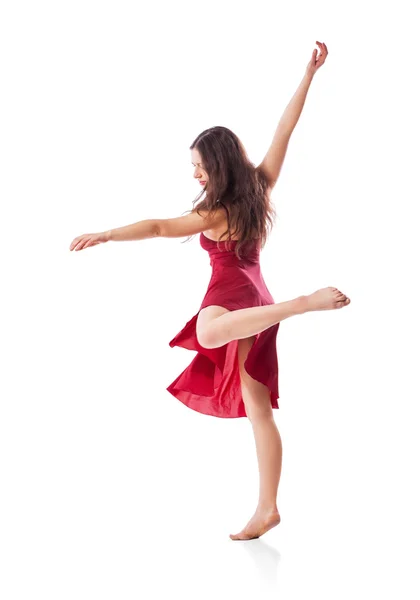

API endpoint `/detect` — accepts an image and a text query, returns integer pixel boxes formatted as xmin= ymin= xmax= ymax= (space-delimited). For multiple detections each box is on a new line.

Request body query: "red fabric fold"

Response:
xmin=166 ymin=233 xmax=280 ymax=419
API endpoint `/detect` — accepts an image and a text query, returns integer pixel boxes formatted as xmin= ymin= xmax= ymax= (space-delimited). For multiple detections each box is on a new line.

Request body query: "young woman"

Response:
xmin=70 ymin=41 xmax=350 ymax=541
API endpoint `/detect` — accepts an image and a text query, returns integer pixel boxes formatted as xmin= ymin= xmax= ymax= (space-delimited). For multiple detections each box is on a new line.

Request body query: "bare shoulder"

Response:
xmin=157 ymin=206 xmax=226 ymax=239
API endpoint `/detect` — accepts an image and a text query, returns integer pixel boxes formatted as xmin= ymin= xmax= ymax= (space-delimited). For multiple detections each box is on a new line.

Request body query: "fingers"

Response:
xmin=70 ymin=235 xmax=83 ymax=251
xmin=78 ymin=238 xmax=92 ymax=251
xmin=71 ymin=233 xmax=104 ymax=251
xmin=309 ymin=41 xmax=328 ymax=72
xmin=70 ymin=235 xmax=92 ymax=251
xmin=307 ymin=41 xmax=328 ymax=74
xmin=70 ymin=238 xmax=82 ymax=251
xmin=315 ymin=41 xmax=328 ymax=60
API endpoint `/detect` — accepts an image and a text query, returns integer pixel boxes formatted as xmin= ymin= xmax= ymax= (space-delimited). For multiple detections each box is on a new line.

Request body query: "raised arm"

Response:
xmin=257 ymin=41 xmax=328 ymax=190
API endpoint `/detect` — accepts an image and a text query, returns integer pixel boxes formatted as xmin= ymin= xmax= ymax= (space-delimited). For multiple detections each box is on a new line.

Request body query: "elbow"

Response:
xmin=154 ymin=220 xmax=163 ymax=237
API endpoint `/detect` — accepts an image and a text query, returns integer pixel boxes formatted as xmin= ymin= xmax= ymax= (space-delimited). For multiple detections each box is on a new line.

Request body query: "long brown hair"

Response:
xmin=183 ymin=126 xmax=277 ymax=260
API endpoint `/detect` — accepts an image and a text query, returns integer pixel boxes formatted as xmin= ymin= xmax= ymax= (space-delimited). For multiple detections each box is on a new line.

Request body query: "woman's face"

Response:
xmin=191 ymin=148 xmax=208 ymax=188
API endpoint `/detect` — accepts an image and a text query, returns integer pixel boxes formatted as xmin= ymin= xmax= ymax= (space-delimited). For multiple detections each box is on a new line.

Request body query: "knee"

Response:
xmin=196 ymin=326 xmax=217 ymax=349
xmin=243 ymin=390 xmax=274 ymax=422
xmin=247 ymin=405 xmax=274 ymax=423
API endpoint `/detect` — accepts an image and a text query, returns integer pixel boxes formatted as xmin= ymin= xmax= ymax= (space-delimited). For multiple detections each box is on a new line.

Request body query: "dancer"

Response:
xmin=69 ymin=41 xmax=350 ymax=540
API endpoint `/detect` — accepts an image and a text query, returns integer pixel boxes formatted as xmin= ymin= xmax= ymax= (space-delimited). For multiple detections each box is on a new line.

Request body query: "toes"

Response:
xmin=230 ymin=532 xmax=258 ymax=541
xmin=332 ymin=288 xmax=350 ymax=308
xmin=230 ymin=526 xmax=258 ymax=540
xmin=336 ymin=298 xmax=350 ymax=308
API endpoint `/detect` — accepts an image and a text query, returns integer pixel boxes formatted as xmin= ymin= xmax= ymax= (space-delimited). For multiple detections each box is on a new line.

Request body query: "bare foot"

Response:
xmin=304 ymin=287 xmax=351 ymax=312
xmin=229 ymin=509 xmax=281 ymax=541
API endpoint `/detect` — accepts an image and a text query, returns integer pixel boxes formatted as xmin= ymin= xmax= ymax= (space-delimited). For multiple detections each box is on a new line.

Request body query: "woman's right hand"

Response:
xmin=306 ymin=41 xmax=328 ymax=78
xmin=69 ymin=230 xmax=110 ymax=251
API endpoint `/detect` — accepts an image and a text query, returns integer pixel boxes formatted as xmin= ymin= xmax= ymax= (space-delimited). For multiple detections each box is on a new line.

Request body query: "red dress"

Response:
xmin=166 ymin=232 xmax=280 ymax=418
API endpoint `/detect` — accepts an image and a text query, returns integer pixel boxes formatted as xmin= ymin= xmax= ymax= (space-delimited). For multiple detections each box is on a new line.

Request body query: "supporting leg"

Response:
xmin=229 ymin=336 xmax=282 ymax=541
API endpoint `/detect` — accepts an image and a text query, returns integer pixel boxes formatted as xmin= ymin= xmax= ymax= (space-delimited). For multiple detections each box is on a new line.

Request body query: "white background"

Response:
xmin=1 ymin=0 xmax=419 ymax=598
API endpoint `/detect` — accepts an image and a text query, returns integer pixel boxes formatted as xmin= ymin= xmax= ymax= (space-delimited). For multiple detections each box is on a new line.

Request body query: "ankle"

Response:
xmin=294 ymin=295 xmax=309 ymax=315
xmin=256 ymin=503 xmax=279 ymax=515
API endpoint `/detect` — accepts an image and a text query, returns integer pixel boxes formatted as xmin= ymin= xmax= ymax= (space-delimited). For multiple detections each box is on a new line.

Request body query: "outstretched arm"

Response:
xmin=108 ymin=207 xmax=227 ymax=241
xmin=69 ymin=207 xmax=226 ymax=251
xmin=156 ymin=206 xmax=226 ymax=238
xmin=257 ymin=41 xmax=328 ymax=190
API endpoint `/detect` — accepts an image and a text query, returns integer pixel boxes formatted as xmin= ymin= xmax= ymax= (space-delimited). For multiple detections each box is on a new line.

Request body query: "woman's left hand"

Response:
xmin=69 ymin=231 xmax=110 ymax=251
xmin=306 ymin=41 xmax=328 ymax=77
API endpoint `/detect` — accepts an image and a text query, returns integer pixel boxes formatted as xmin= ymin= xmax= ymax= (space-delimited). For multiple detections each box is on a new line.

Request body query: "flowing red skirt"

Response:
xmin=166 ymin=233 xmax=280 ymax=418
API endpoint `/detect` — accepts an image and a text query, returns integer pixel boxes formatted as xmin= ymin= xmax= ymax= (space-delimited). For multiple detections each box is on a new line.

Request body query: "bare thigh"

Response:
xmin=237 ymin=336 xmax=273 ymax=421
xmin=196 ymin=305 xmax=230 ymax=348
xmin=197 ymin=305 xmax=272 ymax=420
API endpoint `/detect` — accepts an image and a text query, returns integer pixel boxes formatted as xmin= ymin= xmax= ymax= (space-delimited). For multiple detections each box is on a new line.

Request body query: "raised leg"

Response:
xmin=229 ymin=335 xmax=282 ymax=541
xmin=197 ymin=287 xmax=350 ymax=349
